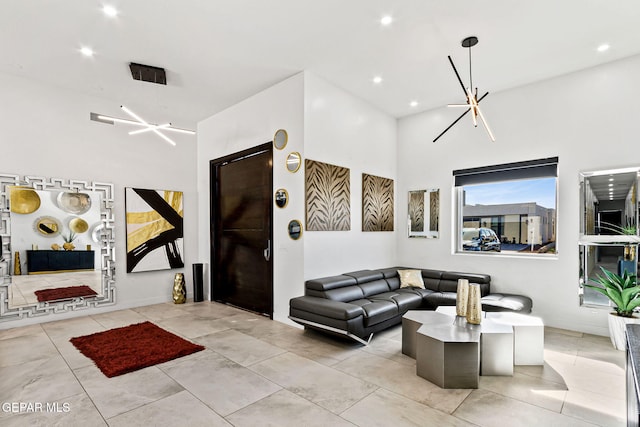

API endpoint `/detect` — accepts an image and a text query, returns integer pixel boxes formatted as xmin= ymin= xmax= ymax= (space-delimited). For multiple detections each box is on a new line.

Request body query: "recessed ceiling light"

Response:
xmin=380 ymin=15 xmax=393 ymax=26
xmin=609 ymin=183 xmax=614 ymax=187
xmin=372 ymin=76 xmax=383 ymax=84
xmin=80 ymin=47 xmax=94 ymax=57
xmin=409 ymin=100 xmax=419 ymax=107
xmin=609 ymin=178 xmax=615 ymax=181
xmin=102 ymin=5 xmax=118 ymax=17
xmin=597 ymin=44 xmax=610 ymax=52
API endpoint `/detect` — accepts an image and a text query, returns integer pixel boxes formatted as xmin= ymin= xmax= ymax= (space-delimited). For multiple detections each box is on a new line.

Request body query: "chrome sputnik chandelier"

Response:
xmin=91 ymin=106 xmax=196 ymax=146
xmin=433 ymin=36 xmax=495 ymax=143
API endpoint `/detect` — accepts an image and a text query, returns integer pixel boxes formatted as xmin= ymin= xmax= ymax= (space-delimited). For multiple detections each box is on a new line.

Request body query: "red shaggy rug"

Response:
xmin=70 ymin=321 xmax=205 ymax=378
xmin=35 ymin=285 xmax=97 ymax=302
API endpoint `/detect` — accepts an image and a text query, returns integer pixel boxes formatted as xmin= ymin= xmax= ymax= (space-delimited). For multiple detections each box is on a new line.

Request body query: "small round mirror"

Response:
xmin=288 ymin=219 xmax=302 ymax=240
xmin=34 ymin=216 xmax=61 ymax=237
xmin=286 ymin=152 xmax=302 ymax=173
xmin=69 ymin=217 xmax=89 ymax=233
xmin=275 ymin=189 xmax=288 ymax=208
xmin=273 ymin=129 xmax=288 ymax=150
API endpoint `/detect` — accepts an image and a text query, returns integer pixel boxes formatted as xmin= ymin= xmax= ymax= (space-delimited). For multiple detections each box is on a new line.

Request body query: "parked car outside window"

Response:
xmin=462 ymin=227 xmax=501 ymax=252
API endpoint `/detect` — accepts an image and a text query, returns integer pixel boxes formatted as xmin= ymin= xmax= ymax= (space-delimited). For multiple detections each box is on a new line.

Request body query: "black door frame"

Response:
xmin=209 ymin=142 xmax=273 ymax=317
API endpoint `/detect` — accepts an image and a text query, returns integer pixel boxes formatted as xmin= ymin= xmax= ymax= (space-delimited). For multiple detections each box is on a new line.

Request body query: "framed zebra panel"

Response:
xmin=409 ymin=190 xmax=425 ymax=232
xmin=362 ymin=173 xmax=394 ymax=232
xmin=305 ymin=159 xmax=351 ymax=231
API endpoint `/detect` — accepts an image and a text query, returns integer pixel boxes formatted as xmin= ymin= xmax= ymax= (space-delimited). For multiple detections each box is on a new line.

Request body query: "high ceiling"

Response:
xmin=2 ymin=1 xmax=639 ymax=130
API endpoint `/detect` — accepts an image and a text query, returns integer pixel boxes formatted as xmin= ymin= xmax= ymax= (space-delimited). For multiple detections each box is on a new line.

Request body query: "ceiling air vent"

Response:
xmin=129 ymin=62 xmax=166 ymax=85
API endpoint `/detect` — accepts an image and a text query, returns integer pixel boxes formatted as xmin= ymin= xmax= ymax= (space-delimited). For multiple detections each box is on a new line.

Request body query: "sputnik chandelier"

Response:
xmin=90 ymin=105 xmax=196 ymax=146
xmin=433 ymin=36 xmax=495 ymax=143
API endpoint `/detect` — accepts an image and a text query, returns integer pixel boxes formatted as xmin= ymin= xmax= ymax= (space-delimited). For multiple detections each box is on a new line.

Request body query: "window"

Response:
xmin=454 ymin=157 xmax=558 ymax=256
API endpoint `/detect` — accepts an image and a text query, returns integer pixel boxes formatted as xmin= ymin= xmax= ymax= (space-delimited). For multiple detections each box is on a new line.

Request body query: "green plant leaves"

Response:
xmin=584 ymin=267 xmax=640 ymax=316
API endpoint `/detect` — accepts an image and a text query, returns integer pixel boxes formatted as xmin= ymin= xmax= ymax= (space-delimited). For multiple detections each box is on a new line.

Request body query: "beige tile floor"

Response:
xmin=0 ymin=301 xmax=627 ymax=426
xmin=9 ymin=271 xmax=102 ymax=307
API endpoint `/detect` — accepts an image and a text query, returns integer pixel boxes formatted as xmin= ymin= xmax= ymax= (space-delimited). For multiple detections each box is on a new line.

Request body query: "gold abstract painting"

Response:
xmin=125 ymin=188 xmax=184 ymax=273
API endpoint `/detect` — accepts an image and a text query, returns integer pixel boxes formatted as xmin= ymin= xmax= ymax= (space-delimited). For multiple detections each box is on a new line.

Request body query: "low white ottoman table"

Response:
xmin=486 ymin=311 xmax=545 ymax=365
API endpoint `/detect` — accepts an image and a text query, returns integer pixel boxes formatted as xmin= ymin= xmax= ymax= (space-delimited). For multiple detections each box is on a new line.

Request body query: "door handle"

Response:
xmin=263 ymin=240 xmax=271 ymax=261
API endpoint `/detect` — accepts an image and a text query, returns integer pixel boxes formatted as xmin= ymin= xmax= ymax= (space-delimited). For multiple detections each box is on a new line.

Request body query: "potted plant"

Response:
xmin=62 ymin=231 xmax=77 ymax=251
xmin=584 ymin=267 xmax=640 ymax=350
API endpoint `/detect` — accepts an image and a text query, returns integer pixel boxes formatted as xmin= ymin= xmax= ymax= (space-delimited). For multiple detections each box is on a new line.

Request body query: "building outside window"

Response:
xmin=454 ymin=157 xmax=558 ymax=256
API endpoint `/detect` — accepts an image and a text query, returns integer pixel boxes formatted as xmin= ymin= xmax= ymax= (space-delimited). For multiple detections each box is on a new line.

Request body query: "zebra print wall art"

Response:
xmin=409 ymin=190 xmax=425 ymax=232
xmin=305 ymin=159 xmax=351 ymax=231
xmin=362 ymin=173 xmax=394 ymax=231
xmin=430 ymin=189 xmax=440 ymax=232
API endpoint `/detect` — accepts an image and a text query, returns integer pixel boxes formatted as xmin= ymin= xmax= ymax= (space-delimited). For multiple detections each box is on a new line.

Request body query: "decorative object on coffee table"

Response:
xmin=456 ymin=279 xmax=469 ymax=316
xmin=172 ymin=272 xmax=186 ymax=304
xmin=466 ymin=283 xmax=482 ymax=324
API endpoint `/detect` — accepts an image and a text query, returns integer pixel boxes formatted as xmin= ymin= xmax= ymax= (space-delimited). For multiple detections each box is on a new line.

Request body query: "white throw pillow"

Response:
xmin=398 ymin=269 xmax=425 ymax=289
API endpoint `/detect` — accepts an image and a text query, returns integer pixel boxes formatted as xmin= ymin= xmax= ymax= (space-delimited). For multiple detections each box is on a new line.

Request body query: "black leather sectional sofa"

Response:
xmin=289 ymin=267 xmax=532 ymax=344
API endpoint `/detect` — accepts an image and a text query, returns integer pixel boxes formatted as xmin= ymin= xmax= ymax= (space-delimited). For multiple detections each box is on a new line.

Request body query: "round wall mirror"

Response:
xmin=9 ymin=186 xmax=41 ymax=214
xmin=34 ymin=216 xmax=62 ymax=237
xmin=286 ymin=152 xmax=302 ymax=173
xmin=288 ymin=219 xmax=303 ymax=240
xmin=69 ymin=217 xmax=89 ymax=233
xmin=273 ymin=129 xmax=288 ymax=150
xmin=275 ymin=189 xmax=288 ymax=208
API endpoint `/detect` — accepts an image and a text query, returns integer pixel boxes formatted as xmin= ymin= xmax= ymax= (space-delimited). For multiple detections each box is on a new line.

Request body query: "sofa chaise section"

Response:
xmin=289 ymin=267 xmax=533 ymax=345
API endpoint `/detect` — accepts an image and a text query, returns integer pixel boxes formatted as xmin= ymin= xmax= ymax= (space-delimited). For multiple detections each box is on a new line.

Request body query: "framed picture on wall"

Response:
xmin=125 ymin=188 xmax=184 ymax=273
xmin=362 ymin=173 xmax=394 ymax=231
xmin=305 ymin=159 xmax=351 ymax=231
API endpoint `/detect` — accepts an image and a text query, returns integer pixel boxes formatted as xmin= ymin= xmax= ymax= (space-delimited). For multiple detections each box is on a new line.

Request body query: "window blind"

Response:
xmin=453 ymin=157 xmax=558 ymax=187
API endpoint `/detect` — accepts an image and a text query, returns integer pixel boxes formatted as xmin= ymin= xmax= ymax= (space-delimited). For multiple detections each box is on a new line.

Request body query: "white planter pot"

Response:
xmin=608 ymin=312 xmax=640 ymax=350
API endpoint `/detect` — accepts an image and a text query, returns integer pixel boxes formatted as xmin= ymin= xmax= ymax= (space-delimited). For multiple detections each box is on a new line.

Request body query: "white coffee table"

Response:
xmin=486 ymin=311 xmax=545 ymax=365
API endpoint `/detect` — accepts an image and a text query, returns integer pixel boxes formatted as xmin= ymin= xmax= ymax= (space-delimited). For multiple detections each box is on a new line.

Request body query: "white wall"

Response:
xmin=196 ymin=73 xmax=305 ymax=324
xmin=196 ymin=71 xmax=397 ymax=324
xmin=303 ymin=73 xmax=398 ymax=279
xmin=0 ymin=72 xmax=197 ymax=329
xmin=5 ymin=52 xmax=631 ymax=335
xmin=397 ymin=54 xmax=640 ymax=336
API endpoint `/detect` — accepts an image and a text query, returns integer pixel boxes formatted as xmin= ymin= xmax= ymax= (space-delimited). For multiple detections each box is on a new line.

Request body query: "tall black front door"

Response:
xmin=210 ymin=143 xmax=273 ymax=317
